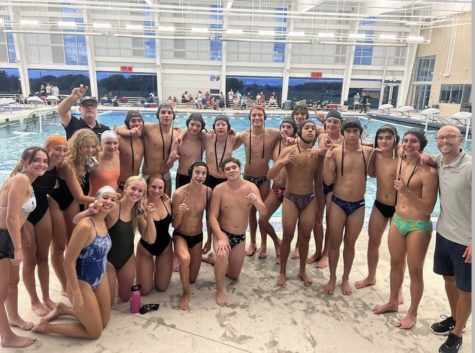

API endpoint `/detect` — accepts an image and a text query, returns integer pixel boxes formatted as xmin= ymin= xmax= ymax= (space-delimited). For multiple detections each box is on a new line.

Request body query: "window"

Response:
xmin=353 ymin=18 xmax=375 ymax=65
xmin=415 ymin=56 xmax=435 ymax=81
xmin=209 ymin=4 xmax=222 ymax=61
xmin=439 ymin=84 xmax=472 ymax=104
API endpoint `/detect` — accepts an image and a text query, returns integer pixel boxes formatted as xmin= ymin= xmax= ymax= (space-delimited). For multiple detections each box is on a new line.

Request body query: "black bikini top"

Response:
xmin=394 ymin=158 xmax=418 ymax=206
xmin=153 ymin=200 xmax=172 ymax=234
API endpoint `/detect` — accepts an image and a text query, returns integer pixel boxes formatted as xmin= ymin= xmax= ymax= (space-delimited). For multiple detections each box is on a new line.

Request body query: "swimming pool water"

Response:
xmin=0 ymin=110 xmax=471 ymax=218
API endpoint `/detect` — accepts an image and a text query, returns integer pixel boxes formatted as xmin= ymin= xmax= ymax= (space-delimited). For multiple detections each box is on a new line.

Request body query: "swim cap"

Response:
xmin=340 ymin=118 xmax=363 ymax=135
xmin=212 ymin=115 xmax=231 ymax=131
xmin=186 ymin=112 xmax=206 ymax=130
xmin=124 ymin=110 xmax=144 ymax=128
xmin=279 ymin=118 xmax=297 ymax=136
xmin=95 ymin=185 xmax=117 ymax=198
xmin=403 ymin=128 xmax=427 ymax=151
xmin=297 ymin=120 xmax=317 ymax=144
xmin=44 ymin=134 xmax=67 ymax=150
xmin=100 ymin=130 xmax=118 ymax=144
xmin=374 ymin=124 xmax=400 ymax=147
xmin=325 ymin=109 xmax=342 ymax=121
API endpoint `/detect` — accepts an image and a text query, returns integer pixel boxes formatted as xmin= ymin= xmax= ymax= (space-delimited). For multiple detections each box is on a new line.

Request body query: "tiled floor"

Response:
xmin=7 ymin=229 xmax=472 ymax=353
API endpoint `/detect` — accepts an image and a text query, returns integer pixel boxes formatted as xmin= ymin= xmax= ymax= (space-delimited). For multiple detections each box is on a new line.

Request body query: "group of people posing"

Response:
xmin=0 ymin=84 xmax=471 ymax=353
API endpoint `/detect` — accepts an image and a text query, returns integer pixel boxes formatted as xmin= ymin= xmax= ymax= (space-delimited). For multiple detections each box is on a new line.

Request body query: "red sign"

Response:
xmin=120 ymin=66 xmax=133 ymax=72
xmin=310 ymin=72 xmax=322 ymax=78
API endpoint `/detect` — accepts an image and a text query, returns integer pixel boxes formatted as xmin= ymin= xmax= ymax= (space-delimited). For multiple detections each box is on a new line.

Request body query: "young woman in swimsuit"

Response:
xmin=0 ymin=147 xmax=48 ymax=348
xmin=88 ymin=130 xmax=120 ymax=197
xmin=135 ymin=175 xmax=173 ymax=295
xmin=73 ymin=176 xmax=155 ymax=303
xmin=32 ymin=186 xmax=117 ymax=339
xmin=373 ymin=129 xmax=438 ymax=330
xmin=22 ymin=139 xmax=71 ymax=317
xmin=45 ymin=135 xmax=95 ymax=295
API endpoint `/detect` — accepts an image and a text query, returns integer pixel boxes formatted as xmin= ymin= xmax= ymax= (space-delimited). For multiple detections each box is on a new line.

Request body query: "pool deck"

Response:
xmin=11 ymin=230 xmax=472 ymax=353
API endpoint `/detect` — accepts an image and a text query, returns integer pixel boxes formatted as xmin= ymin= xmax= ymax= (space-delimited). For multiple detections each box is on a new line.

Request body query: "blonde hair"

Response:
xmin=64 ymin=129 xmax=100 ymax=184
xmin=123 ymin=176 xmax=148 ymax=231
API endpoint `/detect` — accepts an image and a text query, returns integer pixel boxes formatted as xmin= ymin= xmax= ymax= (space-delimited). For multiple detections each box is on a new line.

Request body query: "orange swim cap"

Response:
xmin=44 ymin=134 xmax=68 ymax=150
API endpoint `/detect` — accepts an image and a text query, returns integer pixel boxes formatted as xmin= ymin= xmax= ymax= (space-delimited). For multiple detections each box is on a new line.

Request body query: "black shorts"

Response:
xmin=0 ymin=229 xmax=14 ymax=259
xmin=433 ymin=232 xmax=471 ymax=292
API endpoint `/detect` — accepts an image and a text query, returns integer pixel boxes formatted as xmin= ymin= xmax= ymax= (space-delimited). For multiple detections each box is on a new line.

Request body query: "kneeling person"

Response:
xmin=172 ymin=161 xmax=212 ymax=310
xmin=208 ymin=158 xmax=267 ymax=307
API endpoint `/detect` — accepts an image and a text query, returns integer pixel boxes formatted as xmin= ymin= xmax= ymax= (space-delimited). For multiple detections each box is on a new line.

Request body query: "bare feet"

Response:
xmin=257 ymin=246 xmax=267 ymax=259
xmin=9 ymin=317 xmax=34 ymax=331
xmin=315 ymin=255 xmax=329 ymax=269
xmin=355 ymin=277 xmax=376 ymax=289
xmin=341 ymin=280 xmax=352 ymax=295
xmin=273 ymin=239 xmax=281 ymax=261
xmin=31 ymin=318 xmax=48 ymax=333
xmin=372 ymin=302 xmax=398 ymax=314
xmin=298 ymin=272 xmax=313 ymax=287
xmin=291 ymin=247 xmax=300 ymax=260
xmin=306 ymin=252 xmax=321 ymax=264
xmin=276 ymin=273 xmax=287 ymax=288
xmin=31 ymin=302 xmax=50 ymax=317
xmin=173 ymin=256 xmax=180 ymax=272
xmin=245 ymin=243 xmax=256 ymax=256
xmin=215 ymin=289 xmax=229 ymax=307
xmin=43 ymin=298 xmax=57 ymax=311
xmin=202 ymin=251 xmax=215 ymax=265
xmin=396 ymin=313 xmax=417 ymax=330
xmin=178 ymin=292 xmax=190 ymax=310
xmin=324 ymin=277 xmax=336 ymax=295
xmin=1 ymin=334 xmax=36 ymax=348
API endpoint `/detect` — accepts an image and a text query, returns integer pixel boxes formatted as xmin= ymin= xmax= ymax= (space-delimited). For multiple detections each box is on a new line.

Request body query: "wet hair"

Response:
xmin=44 ymin=134 xmax=67 ymax=151
xmin=100 ymin=130 xmax=118 ymax=144
xmin=212 ymin=115 xmax=231 ymax=131
xmin=123 ymin=176 xmax=148 ymax=226
xmin=248 ymin=105 xmax=267 ymax=120
xmin=403 ymin=128 xmax=428 ymax=151
xmin=291 ymin=104 xmax=309 ymax=120
xmin=279 ymin=118 xmax=298 ymax=137
xmin=221 ymin=157 xmax=241 ymax=169
xmin=297 ymin=120 xmax=318 ymax=144
xmin=65 ymin=129 xmax=100 ymax=184
xmin=11 ymin=147 xmax=50 ymax=176
xmin=341 ymin=118 xmax=363 ymax=135
xmin=95 ymin=185 xmax=117 ymax=198
xmin=186 ymin=112 xmax=206 ymax=131
xmin=124 ymin=110 xmax=144 ymax=129
xmin=188 ymin=160 xmax=209 ymax=177
xmin=146 ymin=173 xmax=166 ymax=192
xmin=156 ymin=103 xmax=176 ymax=120
xmin=374 ymin=124 xmax=400 ymax=148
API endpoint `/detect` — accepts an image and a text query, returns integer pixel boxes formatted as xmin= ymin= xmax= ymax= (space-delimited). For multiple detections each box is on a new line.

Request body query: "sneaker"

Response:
xmin=439 ymin=333 xmax=463 ymax=353
xmin=431 ymin=315 xmax=456 ymax=336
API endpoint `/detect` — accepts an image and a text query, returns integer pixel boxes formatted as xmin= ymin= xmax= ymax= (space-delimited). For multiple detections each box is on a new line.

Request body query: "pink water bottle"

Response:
xmin=130 ymin=284 xmax=142 ymax=313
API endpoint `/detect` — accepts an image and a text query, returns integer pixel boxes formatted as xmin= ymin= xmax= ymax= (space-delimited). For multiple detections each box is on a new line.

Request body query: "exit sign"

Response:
xmin=120 ymin=66 xmax=133 ymax=72
xmin=310 ymin=72 xmax=322 ymax=78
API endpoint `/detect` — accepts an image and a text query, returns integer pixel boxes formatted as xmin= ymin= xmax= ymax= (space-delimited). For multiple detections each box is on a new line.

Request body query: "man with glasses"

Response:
xmin=431 ymin=125 xmax=471 ymax=353
xmin=58 ymin=84 xmax=110 ymax=140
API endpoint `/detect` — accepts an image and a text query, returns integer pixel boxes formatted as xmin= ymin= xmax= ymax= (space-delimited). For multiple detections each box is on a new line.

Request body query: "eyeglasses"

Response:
xmin=435 ymin=134 xmax=461 ymax=142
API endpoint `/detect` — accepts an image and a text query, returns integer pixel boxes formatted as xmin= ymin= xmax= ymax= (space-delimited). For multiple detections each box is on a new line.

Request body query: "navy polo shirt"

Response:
xmin=64 ymin=115 xmax=110 ymax=140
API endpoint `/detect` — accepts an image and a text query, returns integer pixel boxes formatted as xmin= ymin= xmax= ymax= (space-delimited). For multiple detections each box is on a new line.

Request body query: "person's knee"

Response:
xmin=214 ymin=253 xmax=228 ymax=266
xmin=178 ymin=252 xmax=191 ymax=268
xmin=86 ymin=326 xmax=103 ymax=340
xmin=408 ymin=265 xmax=424 ymax=280
xmin=258 ymin=216 xmax=269 ymax=226
xmin=0 ymin=286 xmax=8 ymax=302
xmin=37 ymin=252 xmax=49 ymax=265
xmin=390 ymin=257 xmax=405 ymax=269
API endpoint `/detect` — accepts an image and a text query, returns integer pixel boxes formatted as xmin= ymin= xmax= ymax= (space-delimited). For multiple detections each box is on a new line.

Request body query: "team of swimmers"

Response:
xmin=0 ymin=84 xmax=470 ymax=352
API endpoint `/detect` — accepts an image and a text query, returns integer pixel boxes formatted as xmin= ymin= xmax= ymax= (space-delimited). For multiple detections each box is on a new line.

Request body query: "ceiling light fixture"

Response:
xmin=288 ymin=31 xmax=305 ymax=37
xmin=349 ymin=33 xmax=365 ymax=39
xmin=126 ymin=24 xmax=143 ymax=31
xmin=20 ymin=19 xmax=39 ymax=26
xmin=226 ymin=28 xmax=243 ymax=34
xmin=317 ymin=32 xmax=334 ymax=38
xmin=379 ymin=34 xmax=396 ymax=40
xmin=93 ymin=22 xmax=111 ymax=29
xmin=158 ymin=25 xmax=175 ymax=32
xmin=191 ymin=27 xmax=208 ymax=33
xmin=407 ymin=35 xmax=424 ymax=42
xmin=57 ymin=21 xmax=77 ymax=28
xmin=258 ymin=30 xmax=275 ymax=36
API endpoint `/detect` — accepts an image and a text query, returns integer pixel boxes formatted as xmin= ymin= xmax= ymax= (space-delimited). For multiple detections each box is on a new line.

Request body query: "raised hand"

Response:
xmin=178 ymin=202 xmax=190 ymax=214
xmin=71 ymin=84 xmax=88 ymax=100
xmin=393 ymin=174 xmax=408 ymax=193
